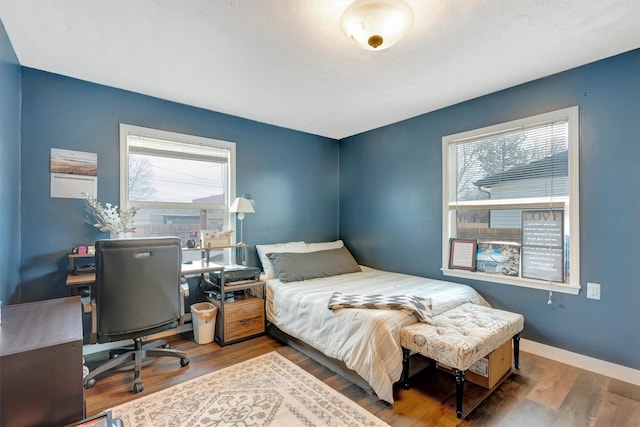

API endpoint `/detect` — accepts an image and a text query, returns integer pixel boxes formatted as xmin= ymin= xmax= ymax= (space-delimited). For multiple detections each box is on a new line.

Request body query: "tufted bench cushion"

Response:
xmin=400 ymin=302 xmax=524 ymax=371
xmin=399 ymin=303 xmax=524 ymax=419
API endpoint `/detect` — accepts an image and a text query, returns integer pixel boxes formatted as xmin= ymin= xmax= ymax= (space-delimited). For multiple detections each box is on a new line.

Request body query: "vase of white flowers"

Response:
xmin=82 ymin=193 xmax=138 ymax=237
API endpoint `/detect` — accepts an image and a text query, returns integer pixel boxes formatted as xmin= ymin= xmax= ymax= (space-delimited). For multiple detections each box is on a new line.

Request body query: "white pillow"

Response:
xmin=305 ymin=240 xmax=344 ymax=253
xmin=256 ymin=241 xmax=306 ymax=279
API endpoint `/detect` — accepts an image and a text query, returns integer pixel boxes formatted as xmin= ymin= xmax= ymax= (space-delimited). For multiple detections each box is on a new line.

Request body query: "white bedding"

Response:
xmin=265 ymin=266 xmax=489 ymax=403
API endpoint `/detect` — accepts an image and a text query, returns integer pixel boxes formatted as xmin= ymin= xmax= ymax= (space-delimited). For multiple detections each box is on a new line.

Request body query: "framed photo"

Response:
xmin=448 ymin=238 xmax=477 ymax=271
xmin=476 ymin=241 xmax=521 ymax=277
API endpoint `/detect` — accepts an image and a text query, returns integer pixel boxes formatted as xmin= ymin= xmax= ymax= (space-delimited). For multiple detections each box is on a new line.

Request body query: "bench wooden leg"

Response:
xmin=455 ymin=369 xmax=465 ymax=419
xmin=513 ymin=333 xmax=521 ymax=369
xmin=401 ymin=347 xmax=411 ymax=389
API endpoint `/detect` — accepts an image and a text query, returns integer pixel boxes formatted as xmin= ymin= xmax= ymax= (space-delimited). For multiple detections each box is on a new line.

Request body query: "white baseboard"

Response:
xmin=521 ymin=339 xmax=640 ymax=386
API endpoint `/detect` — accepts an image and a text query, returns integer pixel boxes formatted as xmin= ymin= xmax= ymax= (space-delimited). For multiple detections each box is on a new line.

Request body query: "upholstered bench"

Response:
xmin=399 ymin=303 xmax=524 ymax=418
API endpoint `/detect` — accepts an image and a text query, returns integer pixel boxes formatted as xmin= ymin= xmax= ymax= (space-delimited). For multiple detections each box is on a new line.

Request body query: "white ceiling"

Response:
xmin=0 ymin=0 xmax=638 ymax=139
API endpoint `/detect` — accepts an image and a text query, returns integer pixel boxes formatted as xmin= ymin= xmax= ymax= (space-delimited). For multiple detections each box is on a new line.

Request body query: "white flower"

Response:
xmin=82 ymin=193 xmax=138 ymax=234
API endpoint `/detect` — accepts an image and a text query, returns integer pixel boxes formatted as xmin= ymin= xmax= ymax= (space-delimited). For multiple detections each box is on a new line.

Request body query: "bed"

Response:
xmin=257 ymin=241 xmax=489 ymax=404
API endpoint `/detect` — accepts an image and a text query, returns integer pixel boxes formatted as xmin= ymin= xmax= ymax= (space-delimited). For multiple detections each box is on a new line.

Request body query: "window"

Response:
xmin=120 ymin=124 xmax=236 ymax=263
xmin=442 ymin=107 xmax=580 ymax=294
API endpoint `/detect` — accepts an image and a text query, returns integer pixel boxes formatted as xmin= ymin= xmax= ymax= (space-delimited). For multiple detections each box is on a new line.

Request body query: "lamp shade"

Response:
xmin=229 ymin=197 xmax=255 ymax=214
xmin=340 ymin=0 xmax=414 ymax=51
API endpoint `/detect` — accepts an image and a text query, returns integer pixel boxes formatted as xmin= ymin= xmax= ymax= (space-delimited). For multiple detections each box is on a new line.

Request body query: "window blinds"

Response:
xmin=128 ymin=135 xmax=230 ymax=163
xmin=452 ymin=120 xmax=569 ymax=204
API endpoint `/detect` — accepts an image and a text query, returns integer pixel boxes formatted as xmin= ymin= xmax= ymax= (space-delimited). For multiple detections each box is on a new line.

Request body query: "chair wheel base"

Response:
xmin=84 ymin=378 xmax=96 ymax=389
xmin=133 ymin=382 xmax=144 ymax=393
xmin=180 ymin=357 xmax=190 ymax=367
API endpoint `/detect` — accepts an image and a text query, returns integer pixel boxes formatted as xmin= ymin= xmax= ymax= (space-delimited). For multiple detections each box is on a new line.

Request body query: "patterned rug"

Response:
xmin=109 ymin=351 xmax=389 ymax=426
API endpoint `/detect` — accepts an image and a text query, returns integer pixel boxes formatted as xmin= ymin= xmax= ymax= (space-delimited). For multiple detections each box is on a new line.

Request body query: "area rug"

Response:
xmin=109 ymin=351 xmax=389 ymax=426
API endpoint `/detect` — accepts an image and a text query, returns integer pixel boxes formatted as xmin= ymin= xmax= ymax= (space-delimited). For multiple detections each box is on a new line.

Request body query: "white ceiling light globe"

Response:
xmin=340 ymin=0 xmax=415 ymax=51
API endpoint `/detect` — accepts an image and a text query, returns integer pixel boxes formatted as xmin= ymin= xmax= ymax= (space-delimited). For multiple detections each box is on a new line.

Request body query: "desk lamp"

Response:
xmin=229 ymin=196 xmax=255 ymax=264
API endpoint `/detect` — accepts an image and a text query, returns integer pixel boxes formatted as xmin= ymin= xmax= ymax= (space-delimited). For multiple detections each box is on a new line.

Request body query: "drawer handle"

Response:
xmin=239 ymin=319 xmax=251 ymax=325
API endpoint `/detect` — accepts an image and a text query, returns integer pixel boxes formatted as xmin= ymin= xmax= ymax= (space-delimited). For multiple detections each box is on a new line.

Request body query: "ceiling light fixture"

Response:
xmin=340 ymin=0 xmax=414 ymax=51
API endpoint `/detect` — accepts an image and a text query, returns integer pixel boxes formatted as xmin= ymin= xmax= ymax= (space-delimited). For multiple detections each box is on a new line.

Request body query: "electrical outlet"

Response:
xmin=587 ymin=282 xmax=601 ymax=300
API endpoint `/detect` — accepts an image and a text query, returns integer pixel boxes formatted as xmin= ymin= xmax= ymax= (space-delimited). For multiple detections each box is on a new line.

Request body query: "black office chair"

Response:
xmin=83 ymin=237 xmax=189 ymax=393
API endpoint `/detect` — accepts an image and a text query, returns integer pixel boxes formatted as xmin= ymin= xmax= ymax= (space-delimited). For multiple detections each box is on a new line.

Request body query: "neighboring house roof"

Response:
xmin=192 ymin=194 xmax=225 ymax=204
xmin=474 ymin=150 xmax=568 ymax=187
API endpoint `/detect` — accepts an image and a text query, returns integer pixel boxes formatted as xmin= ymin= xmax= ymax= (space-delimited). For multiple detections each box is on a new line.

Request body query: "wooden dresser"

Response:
xmin=0 ymin=297 xmax=84 ymax=427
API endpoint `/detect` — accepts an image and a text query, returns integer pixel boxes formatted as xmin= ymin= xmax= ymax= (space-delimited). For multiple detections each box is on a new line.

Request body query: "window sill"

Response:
xmin=442 ymin=268 xmax=581 ymax=295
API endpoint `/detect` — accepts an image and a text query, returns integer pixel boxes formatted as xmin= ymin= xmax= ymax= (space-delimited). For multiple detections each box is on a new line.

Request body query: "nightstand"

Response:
xmin=204 ymin=269 xmax=265 ymax=346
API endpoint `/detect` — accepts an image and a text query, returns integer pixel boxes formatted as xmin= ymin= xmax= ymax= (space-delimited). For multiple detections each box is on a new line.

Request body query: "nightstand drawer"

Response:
xmin=223 ymin=297 xmax=265 ymax=342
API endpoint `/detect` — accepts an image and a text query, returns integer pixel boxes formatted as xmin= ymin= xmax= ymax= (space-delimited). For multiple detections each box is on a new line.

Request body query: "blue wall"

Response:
xmin=6 ymin=36 xmax=639 ymax=371
xmin=0 ymin=21 xmax=21 ymax=305
xmin=339 ymin=49 xmax=640 ymax=370
xmin=18 ymin=69 xmax=339 ymax=303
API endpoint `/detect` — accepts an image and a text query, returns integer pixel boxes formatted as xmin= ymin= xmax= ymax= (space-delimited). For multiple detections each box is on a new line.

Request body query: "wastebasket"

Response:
xmin=190 ymin=302 xmax=217 ymax=344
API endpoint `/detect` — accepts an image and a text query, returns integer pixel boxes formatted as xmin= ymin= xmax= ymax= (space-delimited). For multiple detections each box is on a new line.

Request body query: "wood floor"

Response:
xmin=84 ymin=333 xmax=640 ymax=426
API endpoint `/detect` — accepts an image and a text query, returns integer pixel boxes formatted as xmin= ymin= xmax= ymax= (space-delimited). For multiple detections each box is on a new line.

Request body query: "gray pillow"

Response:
xmin=267 ymin=246 xmax=361 ymax=283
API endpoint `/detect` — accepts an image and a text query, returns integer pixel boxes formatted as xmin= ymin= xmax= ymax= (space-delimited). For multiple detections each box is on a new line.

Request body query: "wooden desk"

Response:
xmin=66 ymin=257 xmax=225 ymax=290
xmin=179 ymin=261 xmax=224 ymax=276
xmin=67 ymin=261 xmax=224 ymax=291
xmin=67 ymin=259 xmax=225 ymax=343
xmin=0 ymin=297 xmax=84 ymax=427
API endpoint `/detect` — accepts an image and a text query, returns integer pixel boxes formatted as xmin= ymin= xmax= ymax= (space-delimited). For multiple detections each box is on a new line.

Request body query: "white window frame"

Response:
xmin=441 ymin=106 xmax=580 ymax=295
xmin=119 ymin=123 xmax=237 ymax=247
